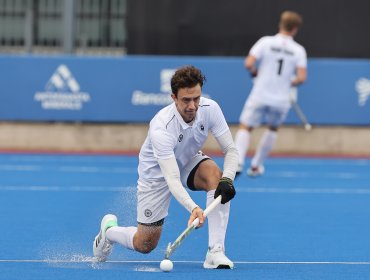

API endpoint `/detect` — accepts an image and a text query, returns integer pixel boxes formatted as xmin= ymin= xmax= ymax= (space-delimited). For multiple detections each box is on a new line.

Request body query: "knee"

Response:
xmin=134 ymin=235 xmax=159 ymax=254
xmin=137 ymin=244 xmax=156 ymax=254
xmin=207 ymin=168 xmax=222 ymax=190
xmin=215 ymin=168 xmax=223 ymax=180
xmin=195 ymin=160 xmax=224 ymax=191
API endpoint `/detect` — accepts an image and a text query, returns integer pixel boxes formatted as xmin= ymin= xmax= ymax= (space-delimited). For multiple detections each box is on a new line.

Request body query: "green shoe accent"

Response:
xmin=104 ymin=220 xmax=118 ymax=232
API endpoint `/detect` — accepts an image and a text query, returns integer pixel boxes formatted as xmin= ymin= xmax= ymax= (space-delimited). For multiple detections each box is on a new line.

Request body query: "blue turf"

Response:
xmin=0 ymin=154 xmax=370 ymax=280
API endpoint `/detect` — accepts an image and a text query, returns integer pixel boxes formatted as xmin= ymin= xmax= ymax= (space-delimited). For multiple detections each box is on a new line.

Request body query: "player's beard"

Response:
xmin=184 ymin=110 xmax=196 ymax=123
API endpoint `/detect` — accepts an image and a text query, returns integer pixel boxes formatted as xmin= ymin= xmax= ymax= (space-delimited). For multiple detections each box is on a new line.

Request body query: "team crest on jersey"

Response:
xmin=200 ymin=124 xmax=205 ymax=131
xmin=178 ymin=134 xmax=183 ymax=142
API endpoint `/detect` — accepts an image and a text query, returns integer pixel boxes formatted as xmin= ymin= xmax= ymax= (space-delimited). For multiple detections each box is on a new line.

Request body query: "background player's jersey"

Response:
xmin=248 ymin=33 xmax=307 ymax=108
xmin=138 ymin=97 xmax=229 ymax=183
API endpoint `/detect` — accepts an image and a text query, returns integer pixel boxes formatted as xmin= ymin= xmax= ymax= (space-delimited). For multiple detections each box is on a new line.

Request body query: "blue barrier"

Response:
xmin=1 ymin=55 xmax=369 ymax=125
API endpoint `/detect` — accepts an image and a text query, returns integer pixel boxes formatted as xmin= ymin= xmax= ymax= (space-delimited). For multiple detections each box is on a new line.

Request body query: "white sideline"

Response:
xmin=0 ymin=259 xmax=370 ymax=265
xmin=1 ymin=185 xmax=370 ymax=195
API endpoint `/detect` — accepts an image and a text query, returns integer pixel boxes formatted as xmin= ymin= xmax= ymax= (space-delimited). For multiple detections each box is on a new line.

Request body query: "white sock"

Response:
xmin=251 ymin=130 xmax=277 ymax=167
xmin=206 ymin=190 xmax=230 ymax=249
xmin=106 ymin=226 xmax=137 ymax=250
xmin=234 ymin=129 xmax=250 ymax=169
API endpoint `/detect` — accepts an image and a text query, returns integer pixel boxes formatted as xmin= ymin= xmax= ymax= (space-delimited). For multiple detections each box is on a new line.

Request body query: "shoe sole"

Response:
xmin=203 ymin=263 xmax=234 ymax=269
xmin=216 ymin=264 xmax=233 ymax=269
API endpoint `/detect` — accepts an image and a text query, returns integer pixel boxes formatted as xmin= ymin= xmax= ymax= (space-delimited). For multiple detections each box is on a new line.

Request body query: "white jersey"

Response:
xmin=248 ymin=33 xmax=307 ymax=108
xmin=138 ymin=97 xmax=229 ymax=183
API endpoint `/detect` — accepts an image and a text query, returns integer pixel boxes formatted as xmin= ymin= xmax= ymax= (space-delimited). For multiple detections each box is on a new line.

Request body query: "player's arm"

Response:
xmin=209 ymin=101 xmax=237 ymax=204
xmin=244 ymin=55 xmax=258 ymax=77
xmin=291 ymin=67 xmax=307 ymax=86
xmin=244 ymin=37 xmax=266 ymax=78
xmin=214 ymin=130 xmax=238 ymax=204
xmin=292 ymin=47 xmax=308 ymax=87
xmin=215 ymin=130 xmax=238 ymax=181
xmin=158 ymin=157 xmax=205 ymax=227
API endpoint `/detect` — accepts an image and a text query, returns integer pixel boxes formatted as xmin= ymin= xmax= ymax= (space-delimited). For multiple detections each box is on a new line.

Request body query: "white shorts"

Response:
xmin=137 ymin=151 xmax=210 ymax=225
xmin=239 ymin=99 xmax=289 ymax=128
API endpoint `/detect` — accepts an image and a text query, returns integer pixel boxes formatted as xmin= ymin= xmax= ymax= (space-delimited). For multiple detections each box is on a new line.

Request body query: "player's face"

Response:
xmin=172 ymin=84 xmax=201 ymax=123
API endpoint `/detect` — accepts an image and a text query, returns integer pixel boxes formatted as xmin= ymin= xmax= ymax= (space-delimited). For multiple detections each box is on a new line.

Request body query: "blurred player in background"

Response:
xmin=93 ymin=65 xmax=238 ymax=269
xmin=235 ymin=10 xmax=307 ymax=177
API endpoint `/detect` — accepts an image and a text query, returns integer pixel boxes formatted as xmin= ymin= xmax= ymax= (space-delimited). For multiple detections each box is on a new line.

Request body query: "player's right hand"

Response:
xmin=188 ymin=206 xmax=204 ymax=228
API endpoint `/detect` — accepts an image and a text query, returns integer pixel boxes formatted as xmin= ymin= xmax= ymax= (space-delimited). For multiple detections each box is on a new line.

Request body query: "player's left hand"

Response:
xmin=250 ymin=68 xmax=258 ymax=78
xmin=188 ymin=206 xmax=204 ymax=228
xmin=214 ymin=177 xmax=236 ymax=204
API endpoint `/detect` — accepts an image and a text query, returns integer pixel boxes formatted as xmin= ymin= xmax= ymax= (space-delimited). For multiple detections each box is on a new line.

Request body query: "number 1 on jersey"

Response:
xmin=277 ymin=59 xmax=284 ymax=75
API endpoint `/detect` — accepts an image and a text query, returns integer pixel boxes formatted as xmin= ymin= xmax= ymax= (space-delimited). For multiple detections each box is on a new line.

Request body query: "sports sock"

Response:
xmin=106 ymin=226 xmax=137 ymax=250
xmin=251 ymin=130 xmax=277 ymax=167
xmin=234 ymin=129 xmax=250 ymax=170
xmin=206 ymin=189 xmax=230 ymax=249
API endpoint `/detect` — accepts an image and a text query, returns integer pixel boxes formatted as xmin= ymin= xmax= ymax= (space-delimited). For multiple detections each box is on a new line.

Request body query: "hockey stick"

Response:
xmin=289 ymin=87 xmax=312 ymax=131
xmin=164 ymin=195 xmax=222 ymax=259
xmin=291 ymin=101 xmax=312 ymax=131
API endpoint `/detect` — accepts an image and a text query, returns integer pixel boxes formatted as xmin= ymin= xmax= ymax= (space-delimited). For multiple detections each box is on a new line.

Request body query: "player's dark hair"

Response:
xmin=280 ymin=11 xmax=302 ymax=32
xmin=171 ymin=65 xmax=206 ymax=96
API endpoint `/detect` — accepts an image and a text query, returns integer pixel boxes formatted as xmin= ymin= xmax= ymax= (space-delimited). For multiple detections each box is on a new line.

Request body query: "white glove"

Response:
xmin=289 ymin=86 xmax=298 ymax=103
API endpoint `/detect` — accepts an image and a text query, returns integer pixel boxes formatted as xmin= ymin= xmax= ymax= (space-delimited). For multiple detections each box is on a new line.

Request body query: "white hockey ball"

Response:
xmin=160 ymin=259 xmax=173 ymax=272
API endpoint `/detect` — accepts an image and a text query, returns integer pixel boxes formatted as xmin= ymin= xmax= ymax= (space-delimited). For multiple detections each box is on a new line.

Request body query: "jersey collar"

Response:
xmin=276 ymin=33 xmax=293 ymax=40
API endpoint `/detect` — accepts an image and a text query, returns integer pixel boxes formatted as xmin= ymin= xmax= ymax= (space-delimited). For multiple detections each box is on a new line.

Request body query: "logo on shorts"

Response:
xmin=144 ymin=209 xmax=152 ymax=217
xmin=178 ymin=134 xmax=183 ymax=142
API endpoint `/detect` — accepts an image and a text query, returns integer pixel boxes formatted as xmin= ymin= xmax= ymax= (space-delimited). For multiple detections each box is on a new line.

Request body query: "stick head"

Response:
xmin=305 ymin=124 xmax=312 ymax=131
xmin=164 ymin=242 xmax=172 ymax=259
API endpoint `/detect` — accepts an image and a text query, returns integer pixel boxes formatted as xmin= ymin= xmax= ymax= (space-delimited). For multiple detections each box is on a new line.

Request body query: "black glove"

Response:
xmin=250 ymin=68 xmax=258 ymax=78
xmin=214 ymin=177 xmax=236 ymax=204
